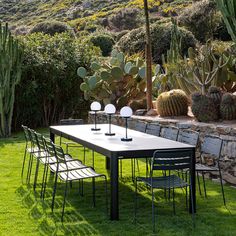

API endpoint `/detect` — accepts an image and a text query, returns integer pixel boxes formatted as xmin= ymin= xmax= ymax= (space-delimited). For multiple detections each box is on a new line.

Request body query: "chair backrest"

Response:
xmin=35 ymin=132 xmax=46 ymax=151
xmin=152 ymin=149 xmax=192 ymax=172
xmin=201 ymin=135 xmax=223 ymax=158
xmin=44 ymin=138 xmax=56 ymax=158
xmin=161 ymin=126 xmax=179 ymax=141
xmin=22 ymin=125 xmax=30 ymax=142
xmin=134 ymin=121 xmax=147 ymax=133
xmin=54 ymin=144 xmax=68 ymax=165
xmin=145 ymin=123 xmax=161 ymax=136
xmin=28 ymin=128 xmax=39 ymax=149
xmin=177 ymin=130 xmax=199 ymax=147
xmin=60 ymin=119 xmax=84 ymax=125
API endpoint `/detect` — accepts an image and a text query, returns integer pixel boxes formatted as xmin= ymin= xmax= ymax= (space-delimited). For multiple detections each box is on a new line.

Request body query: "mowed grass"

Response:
xmin=0 ymin=129 xmax=236 ymax=236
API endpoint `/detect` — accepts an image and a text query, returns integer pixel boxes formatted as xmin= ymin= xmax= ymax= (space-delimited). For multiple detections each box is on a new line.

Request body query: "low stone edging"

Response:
xmin=88 ymin=112 xmax=236 ymax=185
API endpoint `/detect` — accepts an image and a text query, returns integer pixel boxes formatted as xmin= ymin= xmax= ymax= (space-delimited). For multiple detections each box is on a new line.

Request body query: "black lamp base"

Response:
xmin=91 ymin=128 xmax=101 ymax=131
xmin=105 ymin=132 xmax=115 ymax=136
xmin=121 ymin=137 xmax=132 ymax=142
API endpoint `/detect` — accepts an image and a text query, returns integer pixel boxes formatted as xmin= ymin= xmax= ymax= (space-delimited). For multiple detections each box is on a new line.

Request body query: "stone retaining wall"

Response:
xmin=88 ymin=112 xmax=236 ymax=185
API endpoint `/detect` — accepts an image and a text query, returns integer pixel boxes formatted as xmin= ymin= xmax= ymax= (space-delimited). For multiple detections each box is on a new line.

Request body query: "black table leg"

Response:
xmin=110 ymin=154 xmax=119 ymax=220
xmin=190 ymin=148 xmax=196 ymax=213
xmin=106 ymin=156 xmax=110 ymax=170
xmin=50 ymin=129 xmax=55 ymax=143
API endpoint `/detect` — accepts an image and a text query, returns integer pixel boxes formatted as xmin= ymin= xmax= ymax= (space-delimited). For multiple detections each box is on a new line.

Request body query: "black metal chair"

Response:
xmin=135 ymin=149 xmax=195 ymax=232
xmin=51 ymin=142 xmax=108 ymax=221
xmin=160 ymin=126 xmax=179 ymax=141
xmin=196 ymin=135 xmax=226 ymax=205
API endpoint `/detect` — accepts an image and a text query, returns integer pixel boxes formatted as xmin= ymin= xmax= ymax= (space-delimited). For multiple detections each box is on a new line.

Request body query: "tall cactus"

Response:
xmin=216 ymin=0 xmax=236 ymax=43
xmin=0 ymin=23 xmax=23 ymax=137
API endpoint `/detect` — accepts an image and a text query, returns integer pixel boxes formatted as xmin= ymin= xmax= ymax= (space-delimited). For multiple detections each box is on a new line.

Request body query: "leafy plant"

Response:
xmin=0 ymin=23 xmax=23 ymax=137
xmin=78 ymin=49 xmax=146 ymax=109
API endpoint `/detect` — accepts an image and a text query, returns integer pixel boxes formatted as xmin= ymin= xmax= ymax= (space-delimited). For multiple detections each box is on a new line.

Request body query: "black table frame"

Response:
xmin=50 ymin=126 xmax=196 ymax=220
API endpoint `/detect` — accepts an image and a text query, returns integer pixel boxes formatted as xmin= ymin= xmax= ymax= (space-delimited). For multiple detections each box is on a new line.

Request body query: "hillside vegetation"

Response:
xmin=0 ymin=0 xmax=191 ymax=30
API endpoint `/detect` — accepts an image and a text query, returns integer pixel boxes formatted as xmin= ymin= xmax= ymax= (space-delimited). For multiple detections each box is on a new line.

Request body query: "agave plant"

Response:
xmin=77 ymin=49 xmax=146 ymax=109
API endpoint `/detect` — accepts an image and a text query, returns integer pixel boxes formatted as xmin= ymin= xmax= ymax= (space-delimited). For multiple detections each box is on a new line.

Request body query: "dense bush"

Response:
xmin=13 ymin=33 xmax=100 ymax=130
xmin=89 ymin=33 xmax=115 ymax=56
xmin=30 ymin=21 xmax=74 ymax=36
xmin=107 ymin=8 xmax=141 ymax=31
xmin=117 ymin=22 xmax=197 ymax=64
xmin=178 ymin=0 xmax=231 ymax=42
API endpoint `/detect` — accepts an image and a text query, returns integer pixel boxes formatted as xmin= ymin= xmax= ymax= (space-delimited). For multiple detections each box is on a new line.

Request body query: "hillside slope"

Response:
xmin=0 ymin=0 xmax=191 ymax=29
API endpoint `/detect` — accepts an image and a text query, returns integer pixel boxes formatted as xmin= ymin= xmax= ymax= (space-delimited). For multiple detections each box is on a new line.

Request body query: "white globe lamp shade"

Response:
xmin=90 ymin=101 xmax=101 ymax=111
xmin=105 ymin=104 xmax=116 ymax=114
xmin=120 ymin=106 xmax=133 ymax=118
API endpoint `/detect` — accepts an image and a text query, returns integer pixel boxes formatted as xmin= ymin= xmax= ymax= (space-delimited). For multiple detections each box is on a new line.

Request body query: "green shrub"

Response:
xmin=107 ymin=8 xmax=142 ymax=31
xmin=13 ymin=33 xmax=100 ymax=130
xmin=30 ymin=21 xmax=74 ymax=36
xmin=178 ymin=0 xmax=231 ymax=42
xmin=90 ymin=33 xmax=115 ymax=56
xmin=117 ymin=22 xmax=197 ymax=64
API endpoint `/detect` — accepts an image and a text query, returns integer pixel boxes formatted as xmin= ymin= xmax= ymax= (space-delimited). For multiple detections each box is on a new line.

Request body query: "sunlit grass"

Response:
xmin=0 ymin=129 xmax=236 ymax=235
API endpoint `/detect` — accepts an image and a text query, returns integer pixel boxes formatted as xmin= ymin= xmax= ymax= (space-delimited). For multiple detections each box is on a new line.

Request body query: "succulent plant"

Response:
xmin=156 ymin=89 xmax=189 ymax=117
xmin=77 ymin=49 xmax=146 ymax=109
xmin=129 ymin=98 xmax=146 ymax=111
xmin=220 ymin=93 xmax=236 ymax=120
xmin=191 ymin=92 xmax=218 ymax=122
xmin=207 ymin=86 xmax=222 ymax=116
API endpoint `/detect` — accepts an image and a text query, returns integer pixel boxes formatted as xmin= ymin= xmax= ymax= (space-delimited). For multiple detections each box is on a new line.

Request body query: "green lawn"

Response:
xmin=0 ymin=129 xmax=236 ymax=236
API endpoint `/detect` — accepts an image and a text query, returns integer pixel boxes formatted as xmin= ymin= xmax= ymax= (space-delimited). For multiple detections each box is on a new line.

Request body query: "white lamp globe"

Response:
xmin=105 ymin=104 xmax=116 ymax=114
xmin=120 ymin=106 xmax=133 ymax=118
xmin=90 ymin=101 xmax=101 ymax=111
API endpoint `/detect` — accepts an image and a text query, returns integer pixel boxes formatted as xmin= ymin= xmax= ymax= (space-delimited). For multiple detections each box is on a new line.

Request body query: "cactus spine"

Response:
xmin=0 ymin=23 xmax=23 ymax=137
xmin=216 ymin=0 xmax=236 ymax=43
xmin=156 ymin=89 xmax=189 ymax=117
xmin=220 ymin=93 xmax=236 ymax=120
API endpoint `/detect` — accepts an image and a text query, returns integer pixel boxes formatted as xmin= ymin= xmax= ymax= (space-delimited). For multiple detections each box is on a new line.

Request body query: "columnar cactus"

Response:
xmin=156 ymin=89 xmax=189 ymax=117
xmin=77 ymin=49 xmax=146 ymax=109
xmin=0 ymin=23 xmax=23 ymax=137
xmin=220 ymin=93 xmax=236 ymax=120
xmin=191 ymin=92 xmax=218 ymax=122
xmin=216 ymin=0 xmax=236 ymax=43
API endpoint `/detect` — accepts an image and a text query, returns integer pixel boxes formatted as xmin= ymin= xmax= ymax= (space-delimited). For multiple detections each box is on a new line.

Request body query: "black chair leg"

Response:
xmin=61 ymin=180 xmax=69 ymax=222
xmin=92 ymin=178 xmax=96 ymax=207
xmin=51 ymin=173 xmax=58 ymax=212
xmin=41 ymin=164 xmax=47 ymax=198
xmin=27 ymin=155 xmax=33 ymax=184
xmin=42 ymin=165 xmax=49 ymax=200
xmin=83 ymin=147 xmax=86 ymax=163
xmin=134 ymin=178 xmax=138 ymax=223
xmin=219 ymin=168 xmax=226 ymax=205
xmin=197 ymin=172 xmax=202 ymax=195
xmin=92 ymin=151 xmax=95 ymax=168
xmin=104 ymin=176 xmax=108 ymax=216
xmin=202 ymin=172 xmax=207 ymax=198
xmin=21 ymin=146 xmax=27 ymax=181
xmin=120 ymin=159 xmax=122 ymax=178
xmin=151 ymin=188 xmax=156 ymax=233
xmin=172 ymin=188 xmax=176 ymax=215
xmin=33 ymin=159 xmax=40 ymax=191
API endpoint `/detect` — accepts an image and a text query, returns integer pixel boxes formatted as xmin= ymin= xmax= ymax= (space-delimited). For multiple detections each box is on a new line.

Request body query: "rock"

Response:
xmin=146 ymin=109 xmax=158 ymax=116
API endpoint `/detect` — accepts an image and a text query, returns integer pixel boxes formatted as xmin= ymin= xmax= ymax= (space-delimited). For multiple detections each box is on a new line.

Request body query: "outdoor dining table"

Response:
xmin=49 ymin=124 xmax=196 ymax=220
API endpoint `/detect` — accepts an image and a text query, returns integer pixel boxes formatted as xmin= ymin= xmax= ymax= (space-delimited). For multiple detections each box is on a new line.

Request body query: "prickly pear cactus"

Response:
xmin=77 ymin=49 xmax=146 ymax=109
xmin=220 ymin=93 xmax=236 ymax=120
xmin=156 ymin=89 xmax=189 ymax=117
xmin=191 ymin=92 xmax=218 ymax=122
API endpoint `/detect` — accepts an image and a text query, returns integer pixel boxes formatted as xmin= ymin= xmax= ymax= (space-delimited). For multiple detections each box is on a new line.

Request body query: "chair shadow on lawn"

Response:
xmin=15 ymin=174 xmax=236 ymax=236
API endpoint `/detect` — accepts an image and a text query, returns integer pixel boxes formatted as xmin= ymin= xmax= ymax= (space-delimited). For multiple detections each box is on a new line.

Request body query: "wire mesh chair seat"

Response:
xmin=135 ymin=149 xmax=194 ymax=232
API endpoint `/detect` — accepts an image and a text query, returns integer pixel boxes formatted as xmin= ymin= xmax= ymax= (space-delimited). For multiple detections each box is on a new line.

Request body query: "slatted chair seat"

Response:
xmin=137 ymin=175 xmax=189 ymax=189
xmin=49 ymin=160 xmax=86 ymax=172
xmin=27 ymin=147 xmax=39 ymax=153
xmin=59 ymin=167 xmax=104 ymax=181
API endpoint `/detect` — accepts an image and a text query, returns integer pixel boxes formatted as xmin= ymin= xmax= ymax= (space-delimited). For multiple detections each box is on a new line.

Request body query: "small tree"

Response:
xmin=143 ymin=0 xmax=152 ymax=110
xmin=0 ymin=23 xmax=23 ymax=137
